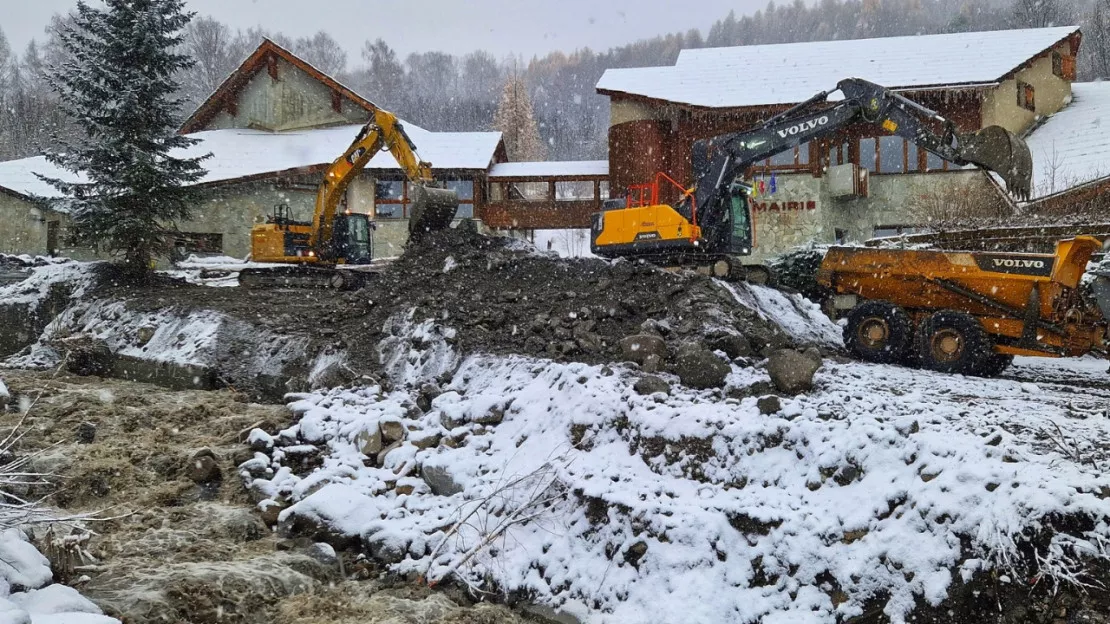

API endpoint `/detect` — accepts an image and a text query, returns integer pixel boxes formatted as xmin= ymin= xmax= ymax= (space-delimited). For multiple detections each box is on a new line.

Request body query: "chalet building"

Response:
xmin=595 ymin=26 xmax=1083 ymax=262
xmin=0 ymin=39 xmax=505 ymax=261
xmin=1024 ymin=81 xmax=1110 ymax=219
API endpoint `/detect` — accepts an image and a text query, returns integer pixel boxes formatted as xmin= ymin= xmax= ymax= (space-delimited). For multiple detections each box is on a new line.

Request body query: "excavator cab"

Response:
xmin=331 ymin=212 xmax=372 ymax=265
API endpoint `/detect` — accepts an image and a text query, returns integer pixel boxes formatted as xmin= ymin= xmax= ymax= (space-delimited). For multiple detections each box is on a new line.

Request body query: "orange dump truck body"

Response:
xmin=816 ymin=236 xmax=1107 ymax=359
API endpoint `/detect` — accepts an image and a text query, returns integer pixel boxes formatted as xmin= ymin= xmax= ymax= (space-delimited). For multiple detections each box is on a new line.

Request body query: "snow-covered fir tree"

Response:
xmin=493 ymin=76 xmax=547 ymax=162
xmin=40 ymin=0 xmax=207 ymax=276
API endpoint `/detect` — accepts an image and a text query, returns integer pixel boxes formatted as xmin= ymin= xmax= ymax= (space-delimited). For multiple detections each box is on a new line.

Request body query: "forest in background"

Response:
xmin=0 ymin=0 xmax=1108 ymax=163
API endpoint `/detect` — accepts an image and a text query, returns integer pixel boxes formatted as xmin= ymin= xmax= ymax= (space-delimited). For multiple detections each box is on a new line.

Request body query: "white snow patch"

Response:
xmin=0 ymin=262 xmax=96 ymax=307
xmin=722 ymin=281 xmax=843 ymax=347
xmin=443 ymin=256 xmax=457 ymax=273
xmin=531 ymin=230 xmax=597 ymax=258
xmin=8 ymin=584 xmax=103 ymax=616
xmin=0 ymin=531 xmax=51 ymax=592
xmin=251 ymin=350 xmax=1110 ymax=622
xmin=377 ymin=309 xmax=459 ymax=388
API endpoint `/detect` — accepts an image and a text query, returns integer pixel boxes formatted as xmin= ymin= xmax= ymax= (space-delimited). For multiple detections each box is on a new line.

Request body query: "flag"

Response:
xmin=770 ymin=172 xmax=778 ymax=194
xmin=750 ymin=179 xmax=759 ymax=198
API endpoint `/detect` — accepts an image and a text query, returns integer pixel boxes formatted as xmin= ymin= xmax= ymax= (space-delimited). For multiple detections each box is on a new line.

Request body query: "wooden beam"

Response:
xmin=331 ymin=90 xmax=342 ymax=113
xmin=266 ymin=53 xmax=278 ymax=80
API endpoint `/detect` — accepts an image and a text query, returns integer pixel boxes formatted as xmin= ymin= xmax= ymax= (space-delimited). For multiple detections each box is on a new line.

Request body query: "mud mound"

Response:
xmin=336 ymin=229 xmax=793 ymax=370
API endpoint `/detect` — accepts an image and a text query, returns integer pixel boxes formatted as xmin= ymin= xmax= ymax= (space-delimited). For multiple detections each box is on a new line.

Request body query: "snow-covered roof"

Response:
xmin=597 ymin=26 xmax=1080 ymax=109
xmin=0 ymin=124 xmax=503 ymax=200
xmin=487 ymin=160 xmax=608 ymax=179
xmin=1027 ymin=81 xmax=1110 ymax=198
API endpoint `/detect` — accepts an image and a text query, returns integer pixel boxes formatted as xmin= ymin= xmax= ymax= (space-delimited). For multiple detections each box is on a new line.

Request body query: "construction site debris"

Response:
xmin=766 ymin=348 xmax=823 ymax=393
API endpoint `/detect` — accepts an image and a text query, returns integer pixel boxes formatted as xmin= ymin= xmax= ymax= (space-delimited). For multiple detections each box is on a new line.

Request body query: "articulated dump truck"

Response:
xmin=816 ymin=237 xmax=1110 ymax=376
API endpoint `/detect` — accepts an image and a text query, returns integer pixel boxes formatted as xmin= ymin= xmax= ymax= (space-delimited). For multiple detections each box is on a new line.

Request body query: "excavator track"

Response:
xmin=239 ymin=266 xmax=376 ymax=290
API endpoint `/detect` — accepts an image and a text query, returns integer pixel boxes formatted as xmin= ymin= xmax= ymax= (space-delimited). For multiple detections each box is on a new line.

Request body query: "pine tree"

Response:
xmin=492 ymin=76 xmax=546 ymax=162
xmin=40 ymin=0 xmax=208 ymax=277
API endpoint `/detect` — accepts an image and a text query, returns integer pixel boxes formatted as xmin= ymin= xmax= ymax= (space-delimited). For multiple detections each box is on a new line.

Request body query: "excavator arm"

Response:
xmin=690 ymin=78 xmax=1033 ymax=234
xmin=309 ymin=109 xmax=457 ymax=261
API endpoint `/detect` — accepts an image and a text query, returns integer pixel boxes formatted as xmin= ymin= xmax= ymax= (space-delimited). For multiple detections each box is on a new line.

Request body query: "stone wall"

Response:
xmin=0 ymin=193 xmax=48 ymax=255
xmin=748 ymin=169 xmax=1000 ymax=263
xmin=981 ymin=41 xmax=1074 ymax=133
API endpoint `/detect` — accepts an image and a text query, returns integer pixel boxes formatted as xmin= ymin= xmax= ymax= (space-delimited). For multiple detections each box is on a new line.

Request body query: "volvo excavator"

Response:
xmin=240 ymin=108 xmax=460 ymax=289
xmin=590 ymin=77 xmax=1035 ymax=283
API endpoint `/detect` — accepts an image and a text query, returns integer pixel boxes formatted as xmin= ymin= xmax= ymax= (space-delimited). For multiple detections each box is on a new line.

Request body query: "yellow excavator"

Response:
xmin=241 ymin=108 xmax=460 ymax=289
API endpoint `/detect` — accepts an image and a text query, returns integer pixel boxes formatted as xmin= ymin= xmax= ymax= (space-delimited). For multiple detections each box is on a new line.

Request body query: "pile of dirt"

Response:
xmin=338 ymin=229 xmax=794 ymax=368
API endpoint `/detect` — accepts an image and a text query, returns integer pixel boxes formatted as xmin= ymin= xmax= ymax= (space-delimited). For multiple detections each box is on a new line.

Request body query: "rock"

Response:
xmin=306 ymin=542 xmax=338 ymax=567
xmin=416 ymin=384 xmax=442 ymax=412
xmin=634 ymin=375 xmax=671 ymax=396
xmin=642 ymin=354 xmax=662 ymax=374
xmin=473 ymin=404 xmax=505 ymax=425
xmin=619 ymin=334 xmax=667 ymax=365
xmin=377 ymin=441 xmax=402 ymax=467
xmin=364 ymin=532 xmax=408 ymax=565
xmin=379 ymin=419 xmax=405 ymax=443
xmin=136 ymin=326 xmax=156 ymax=346
xmin=709 ymin=333 xmax=754 ymax=359
xmin=186 ymin=450 xmax=221 ymax=484
xmin=259 ymin=500 xmax=286 ymax=527
xmin=410 ymin=432 xmax=441 ymax=450
xmin=76 ymin=421 xmax=96 ymax=444
xmin=624 ymin=541 xmax=649 ymax=568
xmin=756 ymin=395 xmax=781 ymax=415
xmin=355 ymin=428 xmax=382 ymax=457
xmin=421 ymin=464 xmax=463 ymax=496
xmin=52 ymin=335 xmax=113 ymax=377
xmin=395 ymin=483 xmax=415 ymax=496
xmin=311 ymin=360 xmax=356 ymax=390
xmin=673 ymin=343 xmax=731 ymax=389
xmin=767 ymin=348 xmax=822 ymax=394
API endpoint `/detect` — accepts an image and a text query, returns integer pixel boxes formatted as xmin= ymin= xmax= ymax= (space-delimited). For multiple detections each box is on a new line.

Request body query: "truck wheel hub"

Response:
xmin=932 ymin=329 xmax=963 ymax=361
xmin=859 ymin=318 xmax=889 ymax=347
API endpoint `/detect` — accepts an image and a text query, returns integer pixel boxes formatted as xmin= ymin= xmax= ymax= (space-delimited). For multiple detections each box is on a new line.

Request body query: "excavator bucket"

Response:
xmin=408 ymin=185 xmax=460 ymax=238
xmin=958 ymin=125 xmax=1034 ymax=200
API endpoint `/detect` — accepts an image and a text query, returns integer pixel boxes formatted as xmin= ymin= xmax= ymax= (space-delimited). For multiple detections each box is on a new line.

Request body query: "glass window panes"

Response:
xmin=926 ymin=150 xmax=946 ymax=171
xmin=375 ymin=180 xmax=403 ymax=200
xmin=769 ymin=148 xmax=796 ymax=166
xmin=859 ymin=138 xmax=877 ymax=172
xmin=443 ymin=179 xmax=474 ymax=201
xmin=555 ymin=181 xmax=594 ymax=200
xmin=797 ymin=142 xmax=810 ymax=165
xmin=879 ymin=136 xmax=905 ymax=174
xmin=906 ymin=142 xmax=919 ymax=173
xmin=455 ymin=204 xmax=474 ymax=219
xmin=375 ymin=203 xmax=402 ymax=218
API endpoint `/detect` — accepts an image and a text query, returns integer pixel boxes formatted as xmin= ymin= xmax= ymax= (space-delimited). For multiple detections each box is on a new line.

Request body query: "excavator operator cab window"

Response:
xmin=727 ymin=184 xmax=753 ymax=255
xmin=334 ymin=213 xmax=372 ymax=265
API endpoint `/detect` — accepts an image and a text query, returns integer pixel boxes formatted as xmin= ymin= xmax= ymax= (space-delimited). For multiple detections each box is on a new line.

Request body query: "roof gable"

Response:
xmin=597 ymin=26 xmax=1081 ymax=109
xmin=180 ymin=38 xmax=380 ymax=134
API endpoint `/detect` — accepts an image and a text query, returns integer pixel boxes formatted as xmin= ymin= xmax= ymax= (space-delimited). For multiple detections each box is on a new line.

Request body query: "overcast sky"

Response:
xmin=5 ymin=0 xmax=769 ymax=61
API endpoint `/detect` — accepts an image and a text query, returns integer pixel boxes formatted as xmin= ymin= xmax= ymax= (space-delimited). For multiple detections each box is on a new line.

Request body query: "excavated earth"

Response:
xmin=99 ymin=229 xmax=798 ymax=391
xmin=1 ymin=368 xmax=538 ymax=624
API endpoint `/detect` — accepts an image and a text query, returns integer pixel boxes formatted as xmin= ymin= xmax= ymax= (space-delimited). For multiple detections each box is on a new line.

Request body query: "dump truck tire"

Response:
xmin=916 ymin=310 xmax=992 ymax=375
xmin=844 ymin=301 xmax=913 ymax=364
xmin=976 ymin=353 xmax=1014 ymax=377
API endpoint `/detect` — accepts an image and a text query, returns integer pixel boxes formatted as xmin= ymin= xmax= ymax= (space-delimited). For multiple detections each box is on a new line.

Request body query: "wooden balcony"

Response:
xmin=477 ymin=160 xmax=608 ymax=230
xmin=481 ymin=199 xmax=599 ymax=229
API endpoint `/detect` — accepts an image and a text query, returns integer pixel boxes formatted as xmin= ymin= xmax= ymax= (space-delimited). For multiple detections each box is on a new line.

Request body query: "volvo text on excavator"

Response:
xmin=589 ymin=77 xmax=1035 ymax=283
xmin=241 ymin=108 xmax=460 ymax=289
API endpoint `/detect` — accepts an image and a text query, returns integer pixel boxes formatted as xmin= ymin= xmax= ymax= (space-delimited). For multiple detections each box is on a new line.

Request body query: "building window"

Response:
xmin=757 ymin=142 xmax=810 ymax=170
xmin=859 ymin=137 xmax=877 ymax=172
xmin=1017 ymin=81 xmax=1036 ymax=112
xmin=873 ymin=225 xmax=925 ymax=238
xmin=171 ymin=232 xmax=223 ymax=259
xmin=555 ymin=181 xmax=595 ymax=201
xmin=375 ymin=180 xmax=405 ymax=218
xmin=1053 ymin=52 xmax=1077 ymax=80
xmin=878 ymin=135 xmax=905 ymax=174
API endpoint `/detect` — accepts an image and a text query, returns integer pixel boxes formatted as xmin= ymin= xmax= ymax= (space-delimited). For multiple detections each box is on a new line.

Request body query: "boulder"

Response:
xmin=379 ymin=420 xmax=405 ymax=444
xmin=642 ymin=354 xmax=662 ymax=374
xmin=186 ymin=449 xmax=222 ymax=484
xmin=421 ymin=464 xmax=463 ymax=496
xmin=672 ymin=343 xmax=731 ymax=389
xmin=709 ymin=333 xmax=754 ymax=359
xmin=52 ymin=335 xmax=113 ymax=377
xmin=619 ymin=334 xmax=667 ymax=365
xmin=767 ymin=349 xmax=822 ymax=394
xmin=756 ymin=395 xmax=782 ymax=415
xmin=356 ymin=428 xmax=382 ymax=456
xmin=634 ymin=375 xmax=671 ymax=396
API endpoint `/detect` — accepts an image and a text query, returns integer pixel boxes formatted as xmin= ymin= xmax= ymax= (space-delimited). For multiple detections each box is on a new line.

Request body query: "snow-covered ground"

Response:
xmin=530 ymin=230 xmax=597 ymax=259
xmin=0 ymin=529 xmax=119 ymax=623
xmin=245 ymin=307 xmax=1110 ymax=623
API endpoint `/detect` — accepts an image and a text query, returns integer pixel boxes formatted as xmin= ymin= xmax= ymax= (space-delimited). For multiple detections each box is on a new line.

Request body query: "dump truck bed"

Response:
xmin=817 ymin=237 xmax=1107 ymax=359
